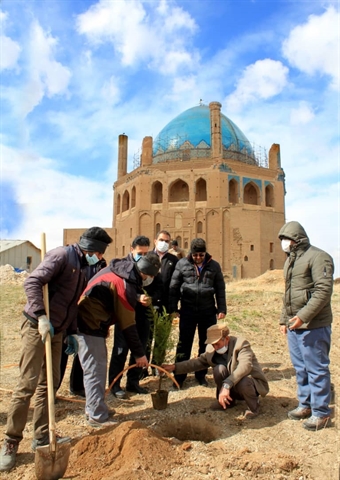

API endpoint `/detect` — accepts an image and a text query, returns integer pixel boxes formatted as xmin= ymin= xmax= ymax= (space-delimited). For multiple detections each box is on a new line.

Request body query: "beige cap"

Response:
xmin=205 ymin=323 xmax=230 ymax=345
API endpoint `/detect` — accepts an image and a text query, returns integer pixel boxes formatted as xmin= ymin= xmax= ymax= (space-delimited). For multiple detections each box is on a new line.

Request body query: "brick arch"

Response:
xmin=169 ymin=179 xmax=189 ymax=202
xmin=243 ymin=182 xmax=260 ymax=205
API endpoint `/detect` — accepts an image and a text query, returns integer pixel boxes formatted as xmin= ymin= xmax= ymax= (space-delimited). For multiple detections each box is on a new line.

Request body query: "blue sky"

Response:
xmin=1 ymin=0 xmax=339 ymax=275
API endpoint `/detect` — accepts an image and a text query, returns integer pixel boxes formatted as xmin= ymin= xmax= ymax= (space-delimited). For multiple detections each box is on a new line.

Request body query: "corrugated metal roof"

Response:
xmin=0 ymin=240 xmax=40 ymax=252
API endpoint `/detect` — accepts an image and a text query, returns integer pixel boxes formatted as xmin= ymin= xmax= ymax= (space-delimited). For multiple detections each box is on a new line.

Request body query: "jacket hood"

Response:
xmin=109 ymin=258 xmax=139 ymax=284
xmin=278 ymin=221 xmax=310 ymax=247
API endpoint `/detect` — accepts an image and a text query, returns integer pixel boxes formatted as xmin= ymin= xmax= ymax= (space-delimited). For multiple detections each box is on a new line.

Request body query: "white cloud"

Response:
xmin=76 ymin=0 xmax=198 ymax=74
xmin=290 ymin=101 xmax=315 ymax=125
xmin=21 ymin=21 xmax=71 ymax=116
xmin=0 ymin=10 xmax=21 ymax=70
xmin=282 ymin=6 xmax=339 ymax=90
xmin=225 ymin=59 xmax=289 ymax=112
xmin=1 ymin=144 xmax=113 ymax=251
xmin=0 ymin=35 xmax=21 ymax=70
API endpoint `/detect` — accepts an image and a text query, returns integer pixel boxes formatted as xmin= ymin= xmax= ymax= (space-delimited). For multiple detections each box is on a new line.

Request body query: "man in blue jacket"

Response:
xmin=0 ymin=227 xmax=112 ymax=472
xmin=278 ymin=221 xmax=334 ymax=431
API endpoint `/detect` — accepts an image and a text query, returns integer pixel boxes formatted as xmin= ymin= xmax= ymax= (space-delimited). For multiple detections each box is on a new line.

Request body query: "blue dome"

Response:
xmin=153 ymin=105 xmax=254 ymax=161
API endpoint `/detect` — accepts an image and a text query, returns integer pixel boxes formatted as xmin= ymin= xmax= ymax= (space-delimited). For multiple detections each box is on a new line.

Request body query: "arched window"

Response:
xmin=229 ymin=179 xmax=238 ymax=203
xmin=155 ymin=223 xmax=161 ymax=235
xmin=243 ymin=182 xmax=259 ymax=205
xmin=265 ymin=184 xmax=274 ymax=207
xmin=131 ymin=186 xmax=136 ymax=208
xmin=195 ymin=178 xmax=207 ymax=201
xmin=169 ymin=179 xmax=189 ymax=202
xmin=197 ymin=221 xmax=203 ymax=234
xmin=270 ymin=259 xmax=274 ymax=270
xmin=151 ymin=181 xmax=163 ymax=203
xmin=244 ymin=256 xmax=248 ymax=261
xmin=116 ymin=194 xmax=121 ymax=215
xmin=122 ymin=190 xmax=130 ymax=212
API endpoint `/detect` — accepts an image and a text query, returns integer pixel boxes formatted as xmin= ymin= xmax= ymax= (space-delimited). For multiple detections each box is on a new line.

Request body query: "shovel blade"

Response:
xmin=35 ymin=442 xmax=71 ymax=480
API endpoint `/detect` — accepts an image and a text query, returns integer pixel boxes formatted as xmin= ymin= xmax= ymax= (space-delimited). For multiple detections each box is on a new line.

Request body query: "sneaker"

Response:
xmin=0 ymin=439 xmax=19 ymax=472
xmin=197 ymin=377 xmax=208 ymax=387
xmin=31 ymin=435 xmax=71 ymax=452
xmin=126 ymin=384 xmax=149 ymax=394
xmin=111 ymin=385 xmax=127 ymax=399
xmin=288 ymin=407 xmax=312 ymax=420
xmin=303 ymin=415 xmax=331 ymax=431
xmin=70 ymin=389 xmax=86 ymax=397
xmin=87 ymin=418 xmax=118 ymax=428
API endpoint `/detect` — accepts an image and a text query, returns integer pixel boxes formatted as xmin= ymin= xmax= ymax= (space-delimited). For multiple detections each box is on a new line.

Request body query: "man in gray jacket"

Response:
xmin=163 ymin=323 xmax=269 ymax=417
xmin=0 ymin=227 xmax=112 ymax=472
xmin=278 ymin=221 xmax=334 ymax=431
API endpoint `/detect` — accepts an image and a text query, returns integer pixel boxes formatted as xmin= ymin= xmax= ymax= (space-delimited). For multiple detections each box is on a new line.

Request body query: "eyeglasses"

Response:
xmin=192 ymin=253 xmax=205 ymax=258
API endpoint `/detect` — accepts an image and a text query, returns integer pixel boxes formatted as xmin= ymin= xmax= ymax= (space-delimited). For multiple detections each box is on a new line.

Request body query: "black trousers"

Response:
xmin=58 ymin=345 xmax=84 ymax=393
xmin=108 ymin=312 xmax=150 ymax=389
xmin=174 ymin=309 xmax=217 ymax=384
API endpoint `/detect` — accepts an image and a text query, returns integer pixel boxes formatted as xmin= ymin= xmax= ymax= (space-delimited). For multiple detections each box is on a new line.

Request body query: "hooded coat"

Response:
xmin=278 ymin=221 xmax=334 ymax=329
xmin=77 ymin=258 xmax=145 ymax=358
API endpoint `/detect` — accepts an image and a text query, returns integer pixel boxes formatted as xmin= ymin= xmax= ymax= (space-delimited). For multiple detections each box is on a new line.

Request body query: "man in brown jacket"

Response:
xmin=163 ymin=323 xmax=269 ymax=417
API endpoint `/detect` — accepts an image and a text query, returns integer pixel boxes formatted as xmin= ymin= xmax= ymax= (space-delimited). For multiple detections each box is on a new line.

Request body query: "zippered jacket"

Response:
xmin=77 ymin=257 xmax=144 ymax=359
xmin=168 ymin=253 xmax=226 ymax=315
xmin=23 ymin=244 xmax=88 ymax=334
xmin=278 ymin=221 xmax=334 ymax=328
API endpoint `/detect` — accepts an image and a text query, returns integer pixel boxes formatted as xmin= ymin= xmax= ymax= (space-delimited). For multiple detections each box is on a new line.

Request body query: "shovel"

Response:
xmin=35 ymin=233 xmax=71 ymax=480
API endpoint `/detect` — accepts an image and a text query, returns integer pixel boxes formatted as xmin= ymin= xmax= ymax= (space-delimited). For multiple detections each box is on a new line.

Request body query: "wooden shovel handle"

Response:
xmin=41 ymin=233 xmax=57 ymax=453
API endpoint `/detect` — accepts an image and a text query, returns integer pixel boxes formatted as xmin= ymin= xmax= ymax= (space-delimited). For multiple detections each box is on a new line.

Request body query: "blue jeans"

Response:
xmin=287 ymin=326 xmax=331 ymax=417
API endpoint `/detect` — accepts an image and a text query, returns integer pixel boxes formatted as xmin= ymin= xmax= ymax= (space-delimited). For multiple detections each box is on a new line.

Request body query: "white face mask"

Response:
xmin=156 ymin=240 xmax=169 ymax=253
xmin=281 ymin=239 xmax=292 ymax=253
xmin=142 ymin=276 xmax=154 ymax=287
xmin=216 ymin=345 xmax=228 ymax=355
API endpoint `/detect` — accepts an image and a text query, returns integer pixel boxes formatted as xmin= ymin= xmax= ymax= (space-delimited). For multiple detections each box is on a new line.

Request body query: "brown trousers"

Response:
xmin=5 ymin=318 xmax=63 ymax=442
xmin=213 ymin=364 xmax=259 ymax=412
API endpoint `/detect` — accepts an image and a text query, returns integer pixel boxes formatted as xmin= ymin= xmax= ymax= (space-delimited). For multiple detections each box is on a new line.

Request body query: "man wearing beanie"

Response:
xmin=76 ymin=252 xmax=160 ymax=427
xmin=0 ymin=226 xmax=112 ymax=473
xmin=169 ymin=238 xmax=226 ymax=388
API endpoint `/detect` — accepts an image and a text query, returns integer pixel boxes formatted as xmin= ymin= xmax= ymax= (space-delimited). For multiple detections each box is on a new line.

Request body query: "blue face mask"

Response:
xmin=86 ymin=253 xmax=100 ymax=266
xmin=134 ymin=253 xmax=142 ymax=262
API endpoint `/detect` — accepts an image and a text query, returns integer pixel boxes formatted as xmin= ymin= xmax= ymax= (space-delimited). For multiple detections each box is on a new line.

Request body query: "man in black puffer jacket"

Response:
xmin=169 ymin=238 xmax=226 ymax=388
xmin=278 ymin=220 xmax=334 ymax=432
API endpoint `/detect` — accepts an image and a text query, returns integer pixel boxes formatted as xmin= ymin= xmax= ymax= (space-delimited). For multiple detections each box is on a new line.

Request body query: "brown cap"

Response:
xmin=205 ymin=323 xmax=230 ymax=345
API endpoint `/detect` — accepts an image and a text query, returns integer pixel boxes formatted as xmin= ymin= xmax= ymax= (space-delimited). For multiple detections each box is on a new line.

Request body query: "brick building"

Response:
xmin=65 ymin=101 xmax=286 ymax=279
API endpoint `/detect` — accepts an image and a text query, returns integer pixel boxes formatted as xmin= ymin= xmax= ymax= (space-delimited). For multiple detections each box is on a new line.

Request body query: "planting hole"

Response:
xmin=155 ymin=416 xmax=219 ymax=443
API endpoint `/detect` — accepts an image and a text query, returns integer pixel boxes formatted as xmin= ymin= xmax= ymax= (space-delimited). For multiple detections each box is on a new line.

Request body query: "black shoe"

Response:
xmin=70 ymin=389 xmax=86 ymax=397
xmin=126 ymin=384 xmax=149 ymax=394
xmin=111 ymin=385 xmax=127 ymax=399
xmin=197 ymin=377 xmax=208 ymax=387
xmin=140 ymin=369 xmax=150 ymax=380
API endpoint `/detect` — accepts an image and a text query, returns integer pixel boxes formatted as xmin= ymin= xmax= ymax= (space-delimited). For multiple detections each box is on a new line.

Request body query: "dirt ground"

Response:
xmin=0 ymin=267 xmax=339 ymax=480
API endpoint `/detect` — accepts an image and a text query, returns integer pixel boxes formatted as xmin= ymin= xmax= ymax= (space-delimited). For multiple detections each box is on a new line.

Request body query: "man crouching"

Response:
xmin=163 ymin=323 xmax=269 ymax=418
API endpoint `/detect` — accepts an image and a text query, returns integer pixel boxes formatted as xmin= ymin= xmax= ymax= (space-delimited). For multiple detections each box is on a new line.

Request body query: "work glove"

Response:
xmin=38 ymin=315 xmax=54 ymax=343
xmin=65 ymin=335 xmax=79 ymax=356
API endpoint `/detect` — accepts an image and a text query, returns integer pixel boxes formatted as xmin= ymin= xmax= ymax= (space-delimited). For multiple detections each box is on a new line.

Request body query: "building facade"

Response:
xmin=113 ymin=101 xmax=286 ymax=279
xmin=0 ymin=240 xmax=41 ymax=272
xmin=65 ymin=101 xmax=286 ymax=279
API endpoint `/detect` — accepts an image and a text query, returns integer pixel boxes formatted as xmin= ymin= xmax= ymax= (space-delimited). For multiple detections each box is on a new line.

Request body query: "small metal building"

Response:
xmin=0 ymin=240 xmax=41 ymax=272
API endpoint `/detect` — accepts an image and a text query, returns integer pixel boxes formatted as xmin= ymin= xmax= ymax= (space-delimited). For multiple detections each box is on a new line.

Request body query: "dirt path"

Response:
xmin=0 ymin=269 xmax=338 ymax=479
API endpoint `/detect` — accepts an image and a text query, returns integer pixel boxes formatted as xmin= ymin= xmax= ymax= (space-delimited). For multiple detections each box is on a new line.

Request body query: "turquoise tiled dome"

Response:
xmin=153 ymin=104 xmax=254 ymax=161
